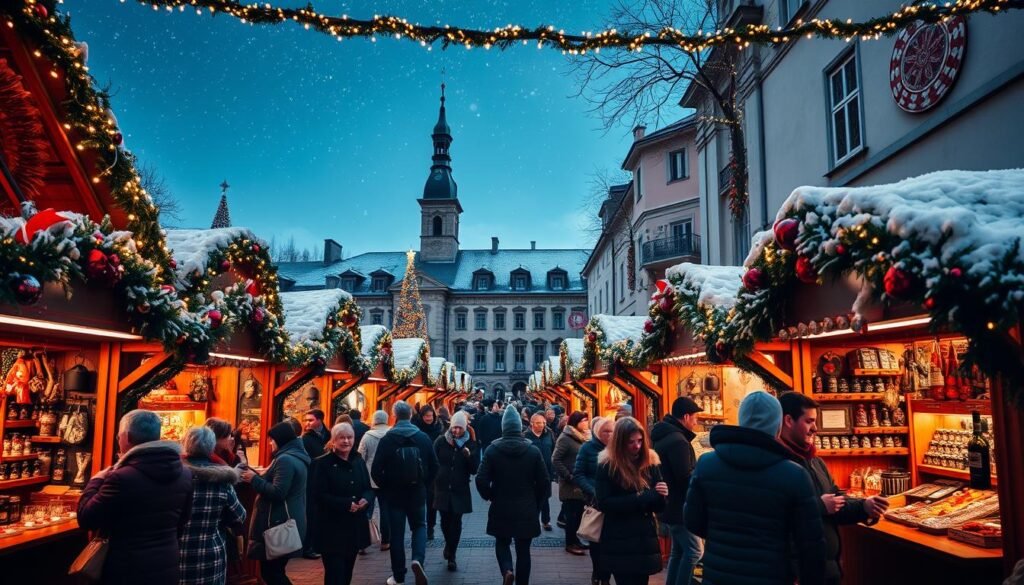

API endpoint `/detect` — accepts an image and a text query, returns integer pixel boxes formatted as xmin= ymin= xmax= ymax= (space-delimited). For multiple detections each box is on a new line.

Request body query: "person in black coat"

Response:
xmin=552 ymin=411 xmax=589 ymax=554
xmin=650 ymin=397 xmax=703 ymax=585
xmin=350 ymin=409 xmax=371 ymax=453
xmin=432 ymin=410 xmax=480 ymax=571
xmin=595 ymin=417 xmax=667 ymax=585
xmin=414 ymin=404 xmax=445 ymax=541
xmin=476 ymin=405 xmax=549 ymax=585
xmin=523 ymin=412 xmax=556 ymax=530
xmin=684 ymin=391 xmax=826 ymax=585
xmin=574 ymin=416 xmax=613 ymax=585
xmin=78 ymin=410 xmax=194 ymax=585
xmin=301 ymin=409 xmax=330 ymax=559
xmin=471 ymin=398 xmax=503 ymax=451
xmin=312 ymin=423 xmax=374 ymax=585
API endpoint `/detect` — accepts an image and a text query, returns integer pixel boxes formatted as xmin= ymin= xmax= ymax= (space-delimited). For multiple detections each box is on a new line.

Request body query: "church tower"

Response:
xmin=418 ymin=82 xmax=462 ymax=263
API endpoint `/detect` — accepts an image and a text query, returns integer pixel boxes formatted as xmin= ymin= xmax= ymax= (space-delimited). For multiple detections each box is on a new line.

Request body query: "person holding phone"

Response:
xmin=778 ymin=392 xmax=889 ymax=585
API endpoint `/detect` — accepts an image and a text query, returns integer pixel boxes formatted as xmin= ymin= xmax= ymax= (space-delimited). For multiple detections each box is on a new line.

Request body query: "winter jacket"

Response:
xmin=471 ymin=411 xmax=502 ymax=451
xmin=595 ymin=450 xmax=666 ymax=576
xmin=793 ymin=454 xmax=868 ymax=580
xmin=684 ymin=425 xmax=826 ymax=585
xmin=370 ymin=420 xmax=439 ymax=502
xmin=301 ymin=425 xmax=329 ymax=461
xmin=573 ymin=435 xmax=605 ymax=502
xmin=357 ymin=423 xmax=390 ymax=489
xmin=247 ymin=438 xmax=311 ymax=560
xmin=78 ymin=440 xmax=194 ymax=585
xmin=650 ymin=415 xmax=697 ymax=525
xmin=413 ymin=415 xmax=445 ymax=444
xmin=351 ymin=419 xmax=371 ymax=452
xmin=475 ymin=436 xmax=549 ymax=539
xmin=432 ymin=427 xmax=481 ymax=515
xmin=310 ymin=451 xmax=374 ymax=555
xmin=552 ymin=426 xmax=586 ymax=501
xmin=178 ymin=457 xmax=247 ymax=585
xmin=524 ymin=426 xmax=556 ymax=480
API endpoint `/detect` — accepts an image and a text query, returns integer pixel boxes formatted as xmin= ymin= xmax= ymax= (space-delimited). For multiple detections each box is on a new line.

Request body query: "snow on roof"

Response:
xmin=743 ymin=230 xmax=775 ymax=269
xmin=562 ymin=338 xmax=585 ymax=365
xmin=165 ymin=227 xmax=257 ymax=284
xmin=768 ymin=169 xmax=1024 ymax=274
xmin=546 ymin=356 xmax=561 ymax=381
xmin=443 ymin=361 xmax=456 ymax=384
xmin=279 ymin=289 xmax=351 ymax=341
xmin=455 ymin=371 xmax=470 ymax=391
xmin=391 ymin=338 xmax=426 ymax=372
xmin=428 ymin=357 xmax=447 ymax=379
xmin=531 ymin=371 xmax=543 ymax=389
xmin=359 ymin=325 xmax=388 ymax=356
xmin=595 ymin=315 xmax=649 ymax=345
xmin=666 ymin=263 xmax=745 ymax=309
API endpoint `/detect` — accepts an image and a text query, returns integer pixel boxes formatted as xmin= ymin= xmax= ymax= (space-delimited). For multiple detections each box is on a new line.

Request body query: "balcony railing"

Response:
xmin=641 ymin=234 xmax=701 ymax=266
xmin=719 ymin=165 xmax=734 ymax=194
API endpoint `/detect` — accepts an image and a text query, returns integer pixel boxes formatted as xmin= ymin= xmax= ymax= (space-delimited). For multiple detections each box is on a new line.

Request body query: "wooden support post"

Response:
xmin=117 ymin=351 xmax=173 ymax=394
xmin=746 ymin=348 xmax=794 ymax=389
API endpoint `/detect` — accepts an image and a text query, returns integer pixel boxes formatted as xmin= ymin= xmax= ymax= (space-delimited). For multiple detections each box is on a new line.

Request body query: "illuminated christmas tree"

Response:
xmin=393 ymin=250 xmax=430 ymax=350
xmin=211 ymin=180 xmax=232 ymax=228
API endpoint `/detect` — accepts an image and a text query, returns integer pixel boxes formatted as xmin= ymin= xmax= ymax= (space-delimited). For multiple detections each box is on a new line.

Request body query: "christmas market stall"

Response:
xmin=560 ymin=338 xmax=600 ymax=417
xmin=720 ymin=169 xmax=1024 ymax=582
xmin=374 ymin=336 xmax=430 ymax=411
xmin=541 ymin=356 xmax=574 ymax=413
xmin=357 ymin=324 xmax=392 ymax=413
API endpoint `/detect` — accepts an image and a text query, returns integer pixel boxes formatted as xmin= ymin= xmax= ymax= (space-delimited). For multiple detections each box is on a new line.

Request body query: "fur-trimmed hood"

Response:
xmin=598 ymin=448 xmax=661 ymax=466
xmin=184 ymin=457 xmax=241 ymax=484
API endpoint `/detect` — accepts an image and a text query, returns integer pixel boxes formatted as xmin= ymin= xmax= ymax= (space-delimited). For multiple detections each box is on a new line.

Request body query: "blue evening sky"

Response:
xmin=62 ymin=1 xmax=675 ymax=256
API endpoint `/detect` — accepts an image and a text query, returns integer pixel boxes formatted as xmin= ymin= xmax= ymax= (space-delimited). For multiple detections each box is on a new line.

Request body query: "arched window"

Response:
xmin=432 ymin=216 xmax=443 ymax=236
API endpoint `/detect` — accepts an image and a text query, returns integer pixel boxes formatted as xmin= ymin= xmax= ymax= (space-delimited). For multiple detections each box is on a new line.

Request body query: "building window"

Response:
xmin=432 ymin=215 xmax=443 ymax=236
xmin=635 ymin=165 xmax=643 ymax=201
xmin=514 ymin=311 xmax=526 ymax=330
xmin=494 ymin=345 xmax=506 ymax=372
xmin=512 ymin=275 xmax=528 ymax=291
xmin=371 ymin=277 xmax=387 ymax=292
xmin=552 ymin=310 xmax=565 ymax=330
xmin=455 ymin=311 xmax=467 ymax=331
xmin=780 ymin=0 xmax=806 ymax=25
xmin=513 ymin=344 xmax=527 ymax=371
xmin=827 ymin=50 xmax=863 ymax=166
xmin=533 ymin=310 xmax=545 ymax=330
xmin=341 ymin=278 xmax=356 ymax=292
xmin=533 ymin=344 xmax=546 ymax=369
xmin=474 ymin=345 xmax=487 ymax=372
xmin=454 ymin=344 xmax=467 ymax=370
xmin=474 ymin=275 xmax=491 ymax=290
xmin=494 ymin=312 xmax=506 ymax=330
xmin=371 ymin=310 xmax=383 ymax=326
xmin=668 ymin=149 xmax=688 ymax=181
xmin=475 ymin=310 xmax=487 ymax=331
xmin=550 ymin=274 xmax=565 ymax=290
xmin=605 ymin=282 xmax=610 ymax=312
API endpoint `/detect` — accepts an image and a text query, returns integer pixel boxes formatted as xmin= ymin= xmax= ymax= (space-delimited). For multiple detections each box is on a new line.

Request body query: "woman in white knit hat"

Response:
xmin=431 ymin=410 xmax=480 ymax=572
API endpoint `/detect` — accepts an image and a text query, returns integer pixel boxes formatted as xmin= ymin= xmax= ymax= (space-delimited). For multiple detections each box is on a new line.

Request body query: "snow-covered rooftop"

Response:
xmin=428 ymin=357 xmax=446 ymax=380
xmin=546 ymin=356 xmax=562 ymax=381
xmin=562 ymin=338 xmax=585 ymax=365
xmin=391 ymin=338 xmax=426 ymax=372
xmin=594 ymin=315 xmax=648 ymax=345
xmin=165 ymin=227 xmax=258 ymax=285
xmin=666 ymin=263 xmax=745 ymax=309
xmin=280 ymin=289 xmax=351 ymax=341
xmin=358 ymin=325 xmax=388 ymax=356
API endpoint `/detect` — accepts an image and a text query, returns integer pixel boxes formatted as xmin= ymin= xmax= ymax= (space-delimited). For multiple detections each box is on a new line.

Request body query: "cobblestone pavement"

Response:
xmin=287 ymin=486 xmax=670 ymax=585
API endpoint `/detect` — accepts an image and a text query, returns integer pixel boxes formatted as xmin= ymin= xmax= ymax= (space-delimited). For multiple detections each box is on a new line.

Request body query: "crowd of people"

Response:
xmin=85 ymin=387 xmax=1003 ymax=585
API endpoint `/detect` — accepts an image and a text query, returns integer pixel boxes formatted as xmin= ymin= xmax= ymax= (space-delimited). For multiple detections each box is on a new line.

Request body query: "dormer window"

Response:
xmin=547 ymin=268 xmax=569 ymax=291
xmin=341 ymin=277 xmax=356 ymax=292
xmin=510 ymin=268 xmax=531 ymax=291
xmin=474 ymin=275 xmax=491 ymax=290
xmin=372 ymin=277 xmax=388 ymax=292
xmin=326 ymin=275 xmax=341 ymax=289
xmin=513 ymin=275 xmax=528 ymax=291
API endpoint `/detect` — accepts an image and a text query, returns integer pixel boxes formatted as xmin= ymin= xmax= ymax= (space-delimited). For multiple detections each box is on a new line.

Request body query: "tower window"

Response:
xmin=432 ymin=216 xmax=443 ymax=236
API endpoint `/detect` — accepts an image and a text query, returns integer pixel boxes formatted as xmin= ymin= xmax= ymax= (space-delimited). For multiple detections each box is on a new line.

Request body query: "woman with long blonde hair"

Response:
xmin=595 ymin=417 xmax=668 ymax=585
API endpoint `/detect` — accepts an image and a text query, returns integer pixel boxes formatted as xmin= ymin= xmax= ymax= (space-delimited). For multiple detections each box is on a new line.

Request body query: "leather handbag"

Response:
xmin=68 ymin=534 xmax=109 ymax=583
xmin=576 ymin=505 xmax=604 ymax=543
xmin=263 ymin=500 xmax=303 ymax=560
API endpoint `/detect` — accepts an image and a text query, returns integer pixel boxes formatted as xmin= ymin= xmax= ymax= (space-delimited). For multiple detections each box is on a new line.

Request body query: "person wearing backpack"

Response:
xmin=370 ymin=401 xmax=439 ymax=585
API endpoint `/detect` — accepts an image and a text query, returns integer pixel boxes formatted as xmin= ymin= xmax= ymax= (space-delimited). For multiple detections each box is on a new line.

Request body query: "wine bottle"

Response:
xmin=967 ymin=411 xmax=991 ymax=489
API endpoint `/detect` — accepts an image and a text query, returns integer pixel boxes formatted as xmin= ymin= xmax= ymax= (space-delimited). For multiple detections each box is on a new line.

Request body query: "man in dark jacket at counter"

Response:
xmin=685 ymin=390 xmax=826 ymax=585
xmin=778 ymin=392 xmax=888 ymax=585
xmin=78 ymin=409 xmax=194 ymax=585
xmin=372 ymin=400 xmax=439 ymax=585
xmin=472 ymin=398 xmax=503 ymax=452
xmin=651 ymin=396 xmax=704 ymax=585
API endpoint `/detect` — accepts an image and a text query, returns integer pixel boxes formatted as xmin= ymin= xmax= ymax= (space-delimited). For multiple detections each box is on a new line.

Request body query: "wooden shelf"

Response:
xmin=850 ymin=369 xmax=902 ymax=377
xmin=0 ymin=453 xmax=39 ymax=463
xmin=818 ymin=448 xmax=909 ymax=457
xmin=910 ymin=399 xmax=992 ymax=416
xmin=29 ymin=436 xmax=61 ymax=444
xmin=0 ymin=475 xmax=49 ymax=490
xmin=2 ymin=420 xmax=38 ymax=429
xmin=918 ymin=464 xmax=998 ymax=486
xmin=0 ymin=521 xmax=80 ymax=554
xmin=852 ymin=426 xmax=909 ymax=434
xmin=813 ymin=393 xmax=885 ymax=402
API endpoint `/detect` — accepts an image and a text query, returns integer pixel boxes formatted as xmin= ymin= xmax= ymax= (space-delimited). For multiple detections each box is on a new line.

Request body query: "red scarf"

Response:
xmin=779 ymin=434 xmax=817 ymax=460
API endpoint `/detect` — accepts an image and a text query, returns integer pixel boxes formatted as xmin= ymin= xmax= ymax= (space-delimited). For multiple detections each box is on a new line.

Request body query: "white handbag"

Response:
xmin=263 ymin=500 xmax=303 ymax=560
xmin=576 ymin=505 xmax=604 ymax=543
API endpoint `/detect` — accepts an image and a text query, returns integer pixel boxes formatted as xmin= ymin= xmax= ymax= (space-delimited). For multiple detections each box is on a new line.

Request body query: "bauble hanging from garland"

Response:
xmin=643 ymin=319 xmax=655 ymax=334
xmin=883 ymin=265 xmax=918 ymax=299
xmin=742 ymin=267 xmax=768 ymax=291
xmin=773 ymin=218 xmax=800 ymax=251
xmin=85 ymin=248 xmax=123 ymax=286
xmin=795 ymin=256 xmax=818 ymax=284
xmin=207 ymin=309 xmax=224 ymax=329
xmin=657 ymin=295 xmax=673 ymax=313
xmin=252 ymin=307 xmax=266 ymax=326
xmin=7 ymin=273 xmax=42 ymax=305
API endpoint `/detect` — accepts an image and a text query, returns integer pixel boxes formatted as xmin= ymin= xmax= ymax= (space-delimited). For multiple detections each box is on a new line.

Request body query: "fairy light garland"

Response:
xmin=122 ymin=0 xmax=1023 ymax=53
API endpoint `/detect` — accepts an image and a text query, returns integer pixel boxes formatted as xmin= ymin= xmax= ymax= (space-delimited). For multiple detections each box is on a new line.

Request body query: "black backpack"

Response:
xmin=391 ymin=435 xmax=425 ymax=487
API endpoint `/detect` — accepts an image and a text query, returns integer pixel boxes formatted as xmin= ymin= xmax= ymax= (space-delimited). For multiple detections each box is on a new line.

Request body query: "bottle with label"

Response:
xmin=52 ymin=448 xmax=67 ymax=483
xmin=967 ymin=410 xmax=992 ymax=489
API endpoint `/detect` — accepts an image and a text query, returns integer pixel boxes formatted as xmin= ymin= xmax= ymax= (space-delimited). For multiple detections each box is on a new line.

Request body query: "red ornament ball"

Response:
xmin=742 ymin=267 xmax=768 ymax=291
xmin=252 ymin=244 xmax=261 ymax=253
xmin=220 ymin=260 xmax=231 ymax=272
xmin=714 ymin=341 xmax=732 ymax=362
xmin=340 ymin=313 xmax=357 ymax=327
xmin=773 ymin=218 xmax=800 ymax=251
xmin=945 ymin=386 xmax=961 ymax=401
xmin=950 ymin=267 xmax=963 ymax=278
xmin=835 ymin=244 xmax=847 ymax=256
xmin=8 ymin=273 xmax=43 ymax=305
xmin=930 ymin=386 xmax=946 ymax=401
xmin=658 ymin=295 xmax=673 ymax=313
xmin=137 ymin=302 xmax=151 ymax=314
xmin=112 ymin=132 xmax=123 ymax=146
xmin=85 ymin=249 xmax=121 ymax=286
xmin=207 ymin=309 xmax=224 ymax=329
xmin=884 ymin=265 xmax=917 ymax=299
xmin=252 ymin=307 xmax=266 ymax=326
xmin=923 ymin=297 xmax=936 ymax=310
xmin=169 ymin=259 xmax=178 ymax=269
xmin=33 ymin=4 xmax=48 ymax=19
xmin=795 ymin=256 xmax=818 ymax=284
xmin=586 ymin=331 xmax=598 ymax=343
xmin=643 ymin=319 xmax=655 ymax=334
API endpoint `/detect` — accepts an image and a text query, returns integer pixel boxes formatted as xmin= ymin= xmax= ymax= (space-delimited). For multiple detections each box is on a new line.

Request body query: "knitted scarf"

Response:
xmin=779 ymin=433 xmax=817 ymax=460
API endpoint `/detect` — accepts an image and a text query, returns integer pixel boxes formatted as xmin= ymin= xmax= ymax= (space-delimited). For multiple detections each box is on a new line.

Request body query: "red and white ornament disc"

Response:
xmin=890 ymin=17 xmax=967 ymax=113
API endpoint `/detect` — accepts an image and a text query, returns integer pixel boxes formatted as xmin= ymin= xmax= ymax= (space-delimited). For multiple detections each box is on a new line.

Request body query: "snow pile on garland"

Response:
xmin=389 ymin=337 xmax=428 ymax=385
xmin=280 ymin=289 xmax=351 ymax=341
xmin=545 ymin=356 xmax=562 ymax=385
xmin=165 ymin=228 xmax=254 ymax=286
xmin=561 ymin=338 xmax=587 ymax=380
xmin=427 ymin=357 xmax=447 ymax=387
xmin=666 ymin=263 xmax=745 ymax=310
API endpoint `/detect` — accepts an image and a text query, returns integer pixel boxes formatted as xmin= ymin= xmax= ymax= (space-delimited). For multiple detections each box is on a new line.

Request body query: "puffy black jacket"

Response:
xmin=595 ymin=450 xmax=666 ymax=576
xmin=475 ymin=436 xmax=549 ymax=539
xmin=433 ymin=428 xmax=481 ymax=515
xmin=370 ymin=420 xmax=439 ymax=500
xmin=684 ymin=425 xmax=826 ymax=585
xmin=795 ymin=455 xmax=868 ymax=580
xmin=248 ymin=439 xmax=312 ymax=560
xmin=573 ymin=435 xmax=605 ymax=501
xmin=650 ymin=415 xmax=697 ymax=525
xmin=471 ymin=411 xmax=502 ymax=451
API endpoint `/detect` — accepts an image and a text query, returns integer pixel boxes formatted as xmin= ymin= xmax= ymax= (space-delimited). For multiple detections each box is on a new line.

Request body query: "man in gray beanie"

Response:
xmin=684 ymin=391 xmax=826 ymax=585
xmin=476 ymin=405 xmax=550 ymax=585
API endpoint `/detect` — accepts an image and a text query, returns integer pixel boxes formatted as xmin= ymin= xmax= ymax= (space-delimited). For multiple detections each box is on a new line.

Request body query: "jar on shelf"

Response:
xmin=861 ymin=436 xmax=872 ymax=449
xmin=872 ymin=436 xmax=883 ymax=448
xmin=852 ymin=378 xmax=863 ymax=393
xmin=838 ymin=378 xmax=850 ymax=393
xmin=0 ymin=496 xmax=9 ymax=525
xmin=8 ymin=495 xmax=20 ymax=523
xmin=38 ymin=407 xmax=57 ymax=437
xmin=827 ymin=377 xmax=839 ymax=393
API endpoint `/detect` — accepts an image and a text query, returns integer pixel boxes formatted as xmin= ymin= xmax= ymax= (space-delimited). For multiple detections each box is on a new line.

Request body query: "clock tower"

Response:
xmin=419 ymin=83 xmax=462 ymax=263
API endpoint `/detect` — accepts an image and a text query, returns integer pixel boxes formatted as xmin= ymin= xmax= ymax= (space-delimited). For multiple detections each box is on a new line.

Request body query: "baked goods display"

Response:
xmin=885 ymin=488 xmax=999 ymax=533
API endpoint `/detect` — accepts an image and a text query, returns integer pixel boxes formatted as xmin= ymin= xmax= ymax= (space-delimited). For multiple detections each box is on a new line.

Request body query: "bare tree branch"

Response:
xmin=137 ymin=161 xmax=182 ymax=225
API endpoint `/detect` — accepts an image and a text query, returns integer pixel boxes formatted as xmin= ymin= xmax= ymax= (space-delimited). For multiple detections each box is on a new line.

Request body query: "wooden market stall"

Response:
xmin=374 ymin=337 xmax=430 ymax=412
xmin=541 ymin=356 xmax=573 ymax=412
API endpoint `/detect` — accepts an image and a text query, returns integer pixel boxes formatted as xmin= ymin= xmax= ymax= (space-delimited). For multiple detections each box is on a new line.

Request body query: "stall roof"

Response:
xmin=359 ymin=325 xmax=388 ymax=356
xmin=280 ymin=289 xmax=352 ymax=342
xmin=594 ymin=315 xmax=649 ymax=345
xmin=562 ymin=338 xmax=584 ymax=366
xmin=165 ymin=227 xmax=259 ymax=285
xmin=392 ymin=337 xmax=427 ymax=372
xmin=546 ymin=355 xmax=562 ymax=382
xmin=666 ymin=263 xmax=745 ymax=310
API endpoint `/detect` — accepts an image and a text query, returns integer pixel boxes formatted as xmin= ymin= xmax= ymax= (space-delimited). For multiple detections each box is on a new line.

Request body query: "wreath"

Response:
xmin=0 ymin=58 xmax=48 ymax=202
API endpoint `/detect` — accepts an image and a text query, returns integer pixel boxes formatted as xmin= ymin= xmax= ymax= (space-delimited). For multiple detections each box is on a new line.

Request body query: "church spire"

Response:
xmin=423 ymin=81 xmax=457 ymax=200
xmin=211 ymin=180 xmax=231 ymax=228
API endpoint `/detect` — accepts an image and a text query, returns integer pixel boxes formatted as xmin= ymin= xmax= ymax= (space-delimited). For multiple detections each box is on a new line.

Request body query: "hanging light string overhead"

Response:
xmin=122 ymin=0 xmax=1023 ymax=53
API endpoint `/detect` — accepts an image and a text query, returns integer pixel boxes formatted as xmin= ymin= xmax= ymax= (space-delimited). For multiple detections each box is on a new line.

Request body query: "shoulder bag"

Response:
xmin=263 ymin=500 xmax=303 ymax=560
xmin=576 ymin=505 xmax=604 ymax=543
xmin=68 ymin=533 xmax=109 ymax=583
